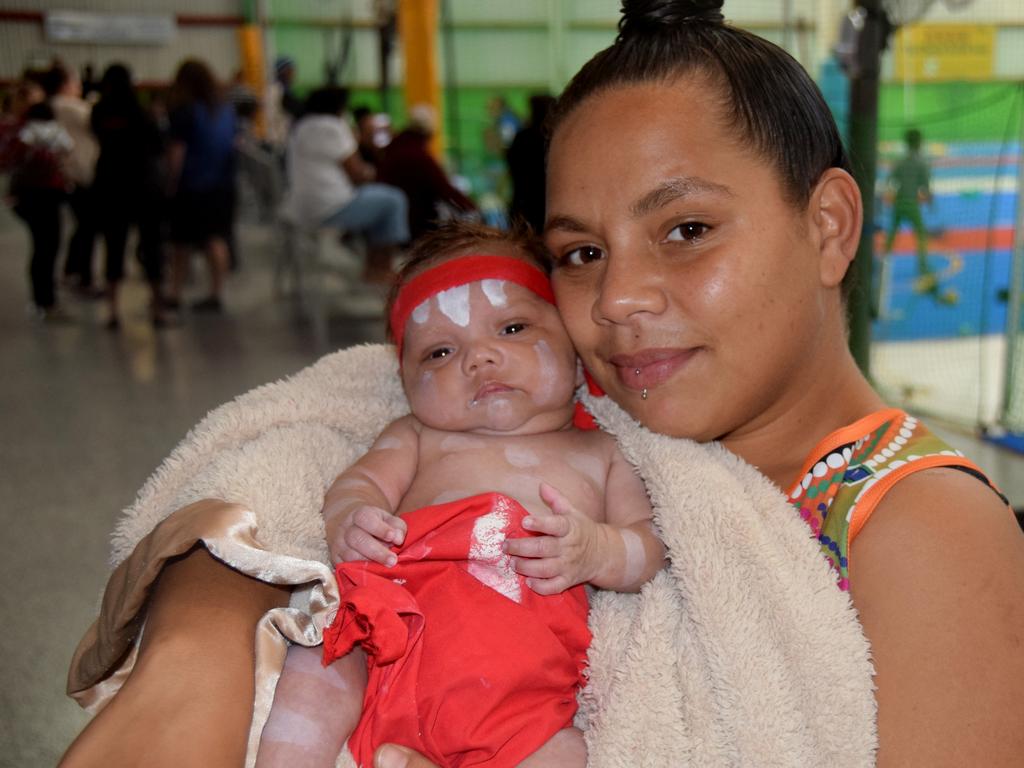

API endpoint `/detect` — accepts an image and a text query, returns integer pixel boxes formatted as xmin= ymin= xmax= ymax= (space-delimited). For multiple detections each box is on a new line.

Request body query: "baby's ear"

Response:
xmin=810 ymin=168 xmax=862 ymax=288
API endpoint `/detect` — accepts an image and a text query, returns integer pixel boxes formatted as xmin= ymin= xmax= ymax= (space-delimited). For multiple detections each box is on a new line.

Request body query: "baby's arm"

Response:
xmin=323 ymin=415 xmax=420 ymax=565
xmin=506 ymin=445 xmax=664 ymax=594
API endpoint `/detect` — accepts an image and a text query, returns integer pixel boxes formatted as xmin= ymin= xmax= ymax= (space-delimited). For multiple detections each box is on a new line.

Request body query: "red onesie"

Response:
xmin=322 ymin=492 xmax=591 ymax=768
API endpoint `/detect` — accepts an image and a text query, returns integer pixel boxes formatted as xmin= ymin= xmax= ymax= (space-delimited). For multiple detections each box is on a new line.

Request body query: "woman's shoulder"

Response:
xmin=848 ymin=464 xmax=1024 ymax=762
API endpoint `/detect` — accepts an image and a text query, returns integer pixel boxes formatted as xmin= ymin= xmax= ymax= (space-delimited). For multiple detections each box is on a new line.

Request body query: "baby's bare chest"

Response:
xmin=399 ymin=431 xmax=609 ymax=521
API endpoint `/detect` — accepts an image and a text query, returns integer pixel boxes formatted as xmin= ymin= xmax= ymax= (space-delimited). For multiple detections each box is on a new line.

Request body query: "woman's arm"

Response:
xmin=851 ymin=468 xmax=1024 ymax=766
xmin=60 ymin=545 xmax=290 ymax=768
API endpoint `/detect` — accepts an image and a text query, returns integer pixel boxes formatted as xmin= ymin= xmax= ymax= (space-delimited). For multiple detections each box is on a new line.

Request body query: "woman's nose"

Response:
xmin=592 ymin=247 xmax=666 ymax=325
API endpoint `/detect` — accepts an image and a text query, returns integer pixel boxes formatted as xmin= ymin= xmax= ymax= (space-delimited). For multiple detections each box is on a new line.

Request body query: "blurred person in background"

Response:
xmin=43 ymin=60 xmax=100 ymax=295
xmin=91 ymin=63 xmax=167 ymax=329
xmin=0 ymin=74 xmax=44 ymax=162
xmin=3 ymin=73 xmax=73 ymax=322
xmin=166 ymin=59 xmax=237 ymax=313
xmin=265 ymin=56 xmax=301 ymax=151
xmin=351 ymin=105 xmax=390 ymax=169
xmin=377 ymin=103 xmax=477 ymax=242
xmin=283 ymin=86 xmax=408 ymax=283
xmin=506 ymin=93 xmax=555 ymax=234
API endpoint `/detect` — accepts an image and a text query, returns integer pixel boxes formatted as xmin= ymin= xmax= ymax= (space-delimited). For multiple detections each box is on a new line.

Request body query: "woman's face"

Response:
xmin=545 ymin=79 xmax=835 ymax=442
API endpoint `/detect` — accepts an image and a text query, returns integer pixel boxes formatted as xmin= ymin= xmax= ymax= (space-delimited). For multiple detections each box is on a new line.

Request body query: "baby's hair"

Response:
xmin=385 ymin=221 xmax=552 ymax=343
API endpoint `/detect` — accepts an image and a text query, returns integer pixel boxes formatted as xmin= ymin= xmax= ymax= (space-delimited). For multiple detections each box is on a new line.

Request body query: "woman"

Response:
xmin=60 ymin=1 xmax=1024 ymax=766
xmin=283 ymin=86 xmax=409 ymax=283
xmin=166 ymin=59 xmax=236 ymax=313
xmin=90 ymin=64 xmax=166 ymax=328
xmin=45 ymin=61 xmax=100 ymax=294
xmin=4 ymin=83 xmax=71 ymax=322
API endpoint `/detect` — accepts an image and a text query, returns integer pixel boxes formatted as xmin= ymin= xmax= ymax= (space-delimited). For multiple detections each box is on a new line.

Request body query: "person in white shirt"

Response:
xmin=284 ymin=87 xmax=409 ymax=283
xmin=44 ymin=62 xmax=100 ymax=292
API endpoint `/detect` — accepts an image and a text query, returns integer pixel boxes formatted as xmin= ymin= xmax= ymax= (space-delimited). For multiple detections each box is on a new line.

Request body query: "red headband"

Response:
xmin=389 ymin=254 xmax=555 ymax=357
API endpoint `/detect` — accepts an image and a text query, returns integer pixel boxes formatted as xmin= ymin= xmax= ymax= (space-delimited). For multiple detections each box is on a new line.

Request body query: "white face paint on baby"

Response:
xmin=411 ymin=300 xmax=431 ymax=324
xmin=532 ymin=340 xmax=558 ymax=405
xmin=480 ymin=279 xmax=507 ymax=308
xmin=434 ymin=284 xmax=471 ymax=327
xmin=399 ymin=272 xmax=580 ymax=435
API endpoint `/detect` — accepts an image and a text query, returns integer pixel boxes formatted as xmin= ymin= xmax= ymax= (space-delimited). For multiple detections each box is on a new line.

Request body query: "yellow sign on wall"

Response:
xmin=893 ymin=24 xmax=995 ymax=82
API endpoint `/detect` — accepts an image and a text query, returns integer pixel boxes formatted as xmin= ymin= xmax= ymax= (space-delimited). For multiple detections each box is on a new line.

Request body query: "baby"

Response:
xmin=257 ymin=223 xmax=664 ymax=768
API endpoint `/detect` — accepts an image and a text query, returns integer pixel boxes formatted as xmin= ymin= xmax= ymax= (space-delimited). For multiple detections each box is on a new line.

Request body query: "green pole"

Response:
xmin=846 ymin=1 xmax=890 ymax=376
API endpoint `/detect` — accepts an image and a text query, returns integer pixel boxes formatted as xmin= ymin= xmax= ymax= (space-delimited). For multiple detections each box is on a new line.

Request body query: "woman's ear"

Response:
xmin=809 ymin=168 xmax=862 ymax=288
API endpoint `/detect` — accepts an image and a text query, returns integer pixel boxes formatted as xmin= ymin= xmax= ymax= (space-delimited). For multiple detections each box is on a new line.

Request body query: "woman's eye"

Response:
xmin=427 ymin=347 xmax=452 ymax=360
xmin=666 ymin=222 xmax=710 ymax=242
xmin=501 ymin=323 xmax=526 ymax=335
xmin=560 ymin=245 xmax=604 ymax=267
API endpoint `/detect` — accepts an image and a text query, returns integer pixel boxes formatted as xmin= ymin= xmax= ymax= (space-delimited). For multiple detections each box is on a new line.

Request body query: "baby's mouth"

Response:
xmin=473 ymin=381 xmax=514 ymax=402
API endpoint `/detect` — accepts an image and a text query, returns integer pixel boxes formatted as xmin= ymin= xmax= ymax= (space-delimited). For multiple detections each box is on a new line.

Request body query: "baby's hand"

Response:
xmin=503 ymin=482 xmax=607 ymax=595
xmin=324 ymin=503 xmax=406 ymax=567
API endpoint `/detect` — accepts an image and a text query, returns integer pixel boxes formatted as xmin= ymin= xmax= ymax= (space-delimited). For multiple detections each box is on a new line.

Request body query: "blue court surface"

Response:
xmin=873 ymin=141 xmax=1019 ymax=343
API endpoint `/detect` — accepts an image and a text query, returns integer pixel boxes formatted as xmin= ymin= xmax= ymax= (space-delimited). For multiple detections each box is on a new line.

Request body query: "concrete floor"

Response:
xmin=1 ymin=204 xmax=1022 ymax=766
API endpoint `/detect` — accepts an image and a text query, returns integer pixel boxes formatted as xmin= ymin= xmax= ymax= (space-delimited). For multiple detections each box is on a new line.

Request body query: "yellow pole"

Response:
xmin=398 ymin=0 xmax=443 ymax=158
xmin=237 ymin=23 xmax=267 ymax=138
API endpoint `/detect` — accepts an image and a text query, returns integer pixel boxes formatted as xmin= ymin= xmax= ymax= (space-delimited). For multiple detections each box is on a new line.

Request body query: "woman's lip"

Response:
xmin=609 ymin=349 xmax=696 ymax=390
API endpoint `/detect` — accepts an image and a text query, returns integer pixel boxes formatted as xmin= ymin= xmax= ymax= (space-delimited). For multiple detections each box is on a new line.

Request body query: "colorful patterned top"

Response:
xmin=786 ymin=408 xmax=1004 ymax=591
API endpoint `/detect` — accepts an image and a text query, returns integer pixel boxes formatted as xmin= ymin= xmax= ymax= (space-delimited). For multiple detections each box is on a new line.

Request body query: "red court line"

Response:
xmin=875 ymin=227 xmax=1013 ymax=253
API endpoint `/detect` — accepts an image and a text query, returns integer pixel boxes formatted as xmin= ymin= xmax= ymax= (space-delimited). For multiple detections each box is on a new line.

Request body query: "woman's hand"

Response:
xmin=373 ymin=744 xmax=439 ymax=768
xmin=504 ymin=482 xmax=607 ymax=594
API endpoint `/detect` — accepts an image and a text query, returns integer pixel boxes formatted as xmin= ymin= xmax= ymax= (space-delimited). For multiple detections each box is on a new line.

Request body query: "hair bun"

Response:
xmin=618 ymin=0 xmax=725 ymax=37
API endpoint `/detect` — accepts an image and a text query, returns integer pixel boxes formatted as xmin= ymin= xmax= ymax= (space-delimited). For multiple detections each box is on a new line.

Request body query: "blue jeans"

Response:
xmin=321 ymin=183 xmax=409 ymax=247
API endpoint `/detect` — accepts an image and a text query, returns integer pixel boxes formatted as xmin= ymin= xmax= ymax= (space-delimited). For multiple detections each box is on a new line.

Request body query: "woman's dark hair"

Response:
xmin=25 ymin=102 xmax=55 ymax=122
xmin=40 ymin=61 xmax=70 ymax=97
xmin=171 ymin=59 xmax=221 ymax=109
xmin=385 ymin=221 xmax=553 ymax=342
xmin=550 ymin=0 xmax=850 ymax=209
xmin=99 ymin=63 xmax=138 ymax=108
xmin=304 ymin=86 xmax=350 ymax=117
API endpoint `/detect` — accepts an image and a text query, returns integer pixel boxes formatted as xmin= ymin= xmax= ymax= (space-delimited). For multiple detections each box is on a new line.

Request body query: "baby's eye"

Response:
xmin=501 ymin=322 xmax=526 ymax=335
xmin=559 ymin=245 xmax=604 ymax=267
xmin=427 ymin=347 xmax=452 ymax=360
xmin=666 ymin=222 xmax=710 ymax=242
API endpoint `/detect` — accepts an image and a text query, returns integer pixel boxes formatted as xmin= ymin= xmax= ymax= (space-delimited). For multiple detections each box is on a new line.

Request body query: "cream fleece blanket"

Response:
xmin=68 ymin=343 xmax=877 ymax=767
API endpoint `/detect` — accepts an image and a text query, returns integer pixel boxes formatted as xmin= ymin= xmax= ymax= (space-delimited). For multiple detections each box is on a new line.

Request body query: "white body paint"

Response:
xmin=467 ymin=496 xmax=521 ymax=602
xmin=504 ymin=445 xmax=540 ymax=468
xmin=567 ymin=452 xmax=607 ymax=486
xmin=480 ymin=279 xmax=508 ymax=308
xmin=620 ymin=528 xmax=646 ymax=587
xmin=431 ymin=489 xmax=472 ymax=505
xmin=435 ymin=284 xmax=471 ymax=327
xmin=439 ymin=435 xmax=484 ymax=453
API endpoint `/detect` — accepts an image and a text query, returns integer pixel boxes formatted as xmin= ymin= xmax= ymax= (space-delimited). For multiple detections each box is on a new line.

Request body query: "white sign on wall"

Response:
xmin=44 ymin=11 xmax=177 ymax=46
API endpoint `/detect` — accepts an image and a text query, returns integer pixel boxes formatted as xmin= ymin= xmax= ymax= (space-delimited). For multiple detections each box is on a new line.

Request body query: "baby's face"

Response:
xmin=400 ymin=279 xmax=580 ymax=435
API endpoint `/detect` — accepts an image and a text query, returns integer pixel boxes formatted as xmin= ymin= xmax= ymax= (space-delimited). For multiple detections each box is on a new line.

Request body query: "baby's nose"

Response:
xmin=464 ymin=343 xmax=500 ymax=371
